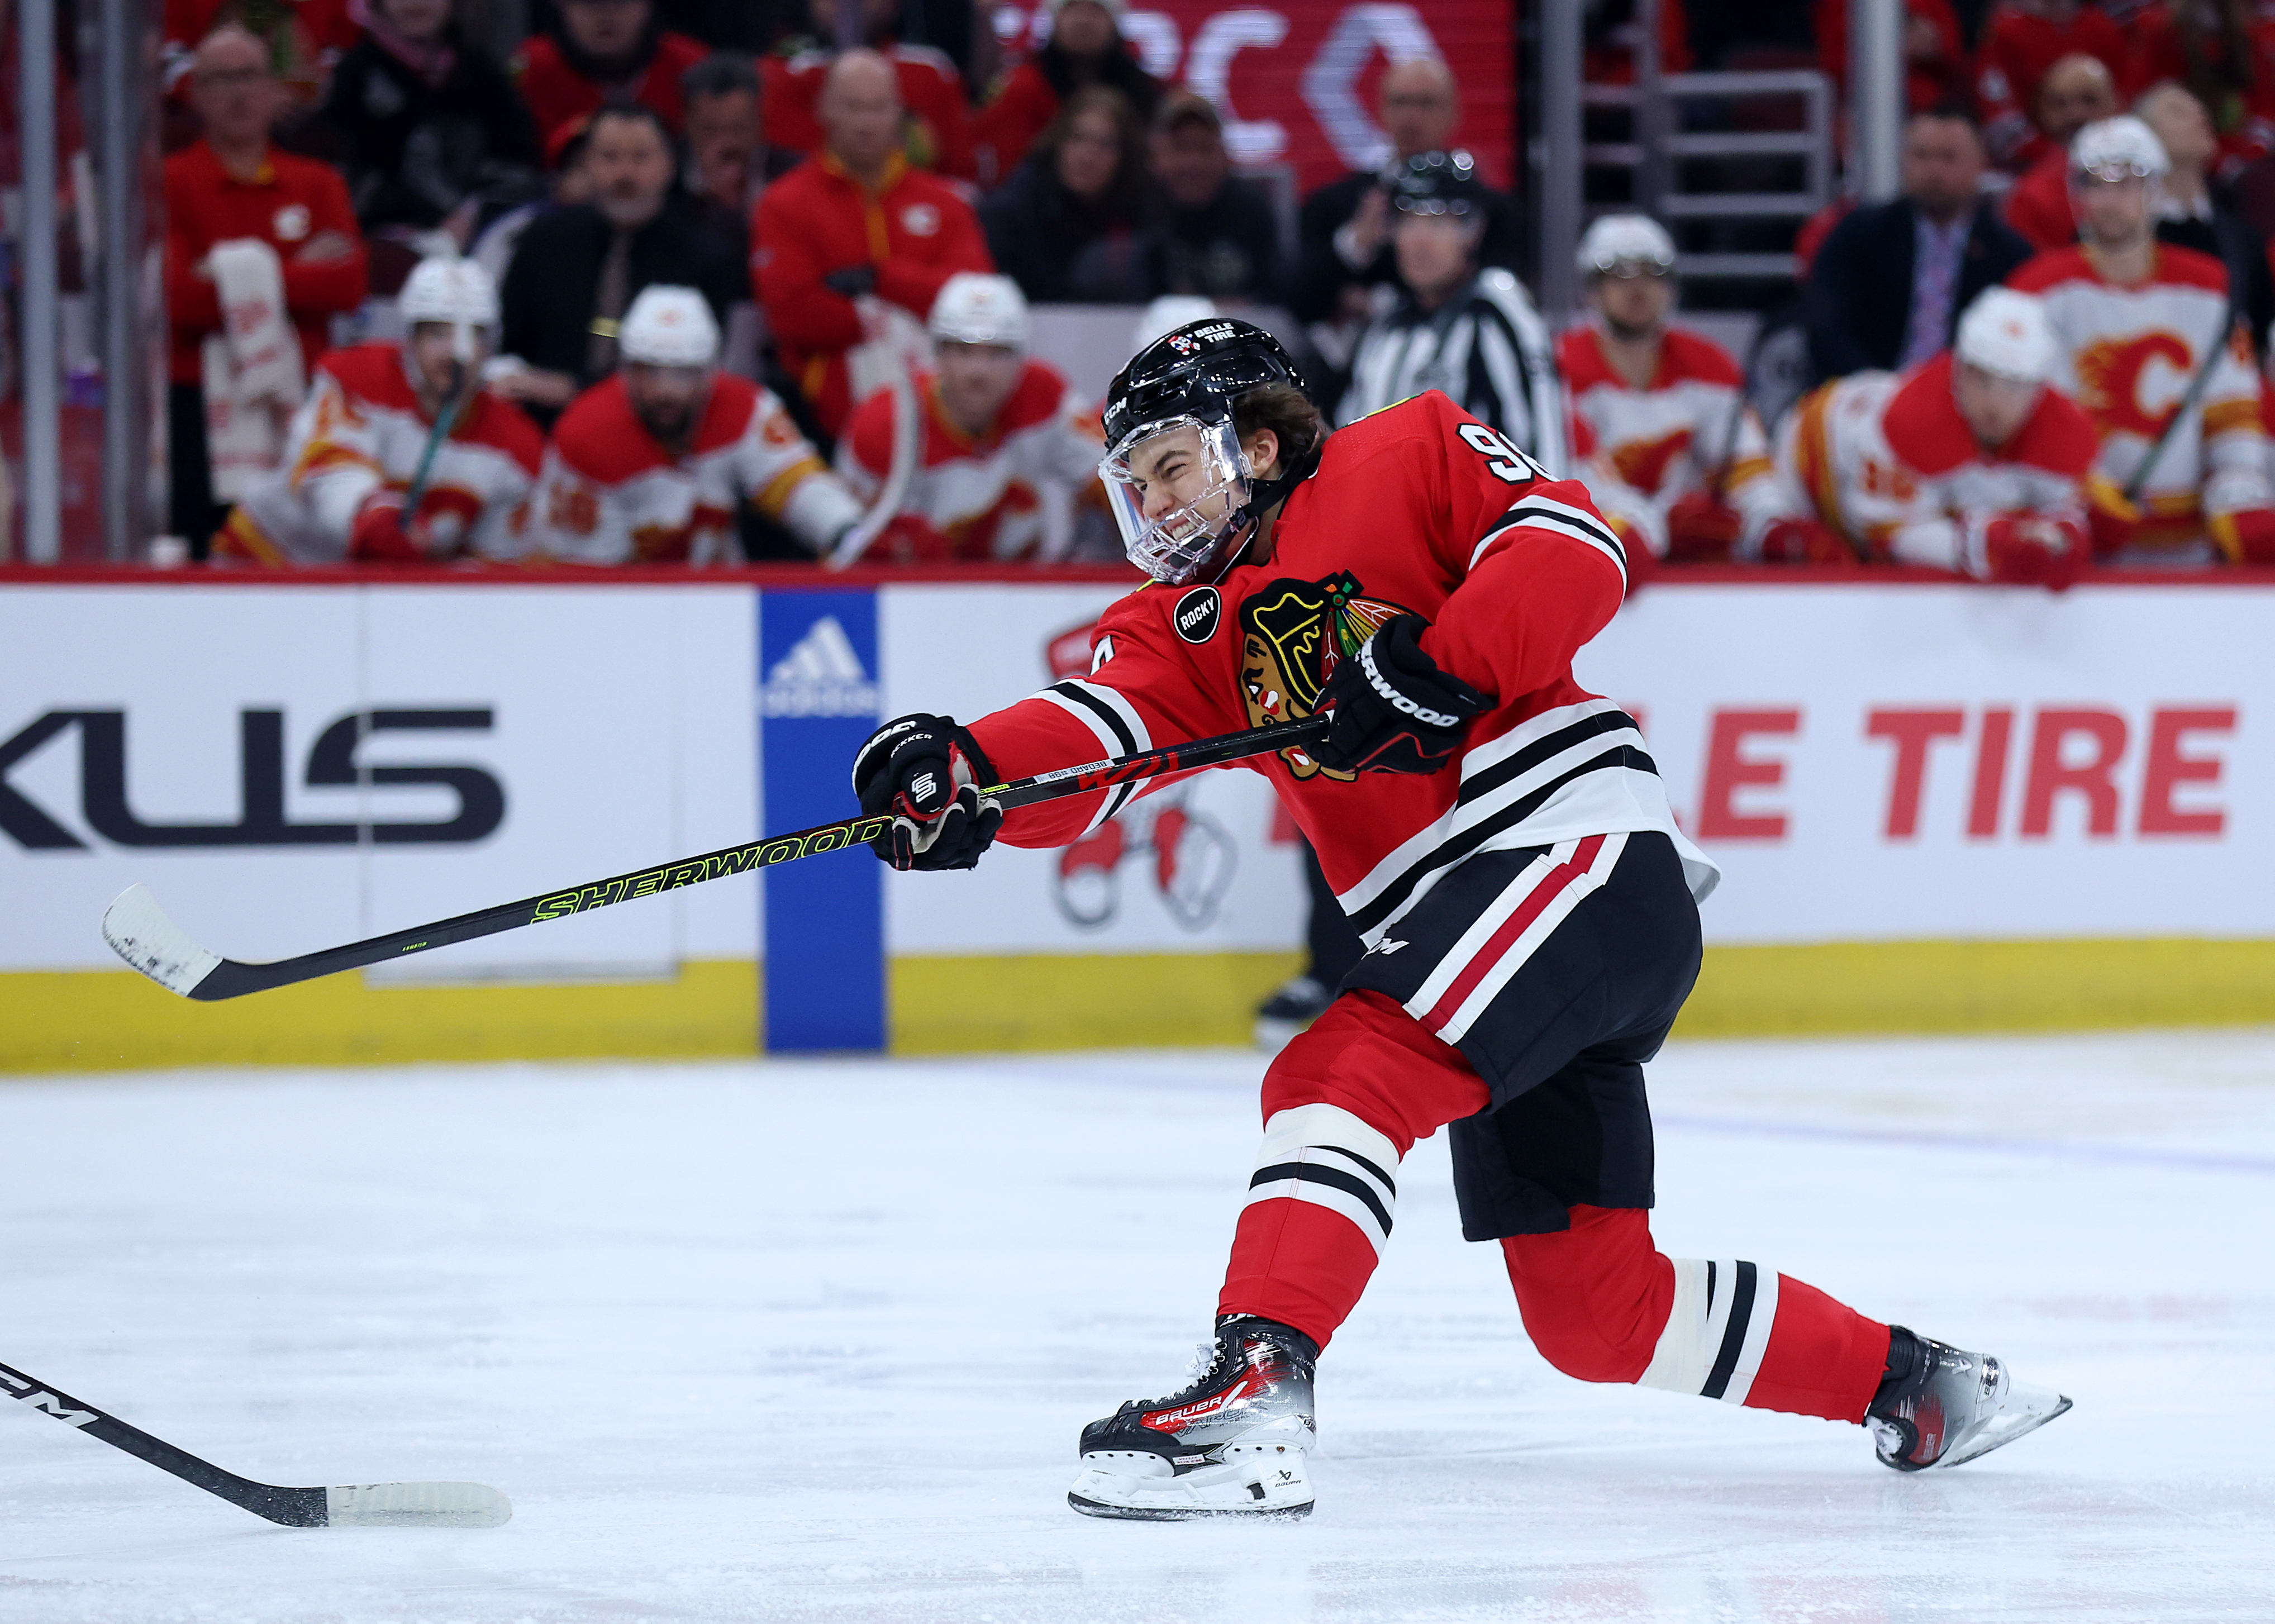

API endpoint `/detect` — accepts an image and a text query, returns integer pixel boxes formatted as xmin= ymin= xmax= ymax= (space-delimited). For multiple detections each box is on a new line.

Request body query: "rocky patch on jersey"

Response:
xmin=1238 ymin=571 xmax=1410 ymax=780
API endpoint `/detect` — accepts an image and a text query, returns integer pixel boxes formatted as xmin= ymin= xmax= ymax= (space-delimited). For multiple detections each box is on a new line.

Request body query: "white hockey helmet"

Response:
xmin=398 ymin=255 xmax=498 ymax=365
xmin=1954 ymin=287 xmax=2055 ymax=384
xmin=1577 ymin=213 xmax=1678 ymax=277
xmin=928 ymin=272 xmax=1030 ymax=350
xmin=2070 ymin=115 xmax=2169 ymax=182
xmin=1130 ymin=295 xmax=1217 ymax=356
xmin=618 ymin=285 xmax=721 ymax=369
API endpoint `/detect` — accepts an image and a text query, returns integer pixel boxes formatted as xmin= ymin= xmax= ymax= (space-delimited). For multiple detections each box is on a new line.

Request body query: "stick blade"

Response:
xmin=322 ymin=1481 xmax=512 ymax=1527
xmin=102 ymin=884 xmax=223 ymax=998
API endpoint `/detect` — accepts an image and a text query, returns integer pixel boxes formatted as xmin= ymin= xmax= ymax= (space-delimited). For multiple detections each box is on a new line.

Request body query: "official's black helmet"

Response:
xmin=1099 ymin=318 xmax=1313 ymax=584
xmin=1387 ymin=149 xmax=1483 ymax=217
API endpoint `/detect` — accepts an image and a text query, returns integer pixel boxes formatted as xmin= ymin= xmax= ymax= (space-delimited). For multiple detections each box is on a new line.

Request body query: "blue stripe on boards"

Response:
xmin=758 ymin=589 xmax=884 ymax=1052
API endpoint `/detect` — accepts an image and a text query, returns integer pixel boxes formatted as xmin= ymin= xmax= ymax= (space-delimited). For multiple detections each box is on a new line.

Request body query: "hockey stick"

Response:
xmin=1 ymin=1359 xmax=510 ymax=1527
xmin=2120 ymin=289 xmax=2241 ymax=508
xmin=401 ymin=360 xmax=467 ymax=520
xmin=103 ymin=715 xmax=1334 ymax=1002
xmin=826 ymin=364 xmax=922 ymax=569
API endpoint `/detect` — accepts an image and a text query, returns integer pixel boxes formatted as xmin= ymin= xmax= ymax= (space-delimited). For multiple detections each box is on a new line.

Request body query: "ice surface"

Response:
xmin=3 ymin=1031 xmax=2272 ymax=1623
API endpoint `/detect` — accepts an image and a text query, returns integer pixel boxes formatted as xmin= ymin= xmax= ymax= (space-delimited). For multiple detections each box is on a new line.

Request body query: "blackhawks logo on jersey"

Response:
xmin=1238 ymin=570 xmax=1411 ymax=780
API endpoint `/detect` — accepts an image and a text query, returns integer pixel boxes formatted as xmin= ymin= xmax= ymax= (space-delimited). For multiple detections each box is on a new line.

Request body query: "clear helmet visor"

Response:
xmin=1098 ymin=415 xmax=1255 ymax=584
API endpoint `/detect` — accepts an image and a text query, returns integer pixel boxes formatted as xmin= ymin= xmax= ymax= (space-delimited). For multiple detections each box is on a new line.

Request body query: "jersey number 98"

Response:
xmin=1458 ymin=423 xmax=1545 ymax=485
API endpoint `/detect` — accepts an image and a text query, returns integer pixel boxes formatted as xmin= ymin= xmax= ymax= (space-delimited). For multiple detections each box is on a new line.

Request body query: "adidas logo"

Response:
xmin=763 ymin=616 xmax=880 ymax=718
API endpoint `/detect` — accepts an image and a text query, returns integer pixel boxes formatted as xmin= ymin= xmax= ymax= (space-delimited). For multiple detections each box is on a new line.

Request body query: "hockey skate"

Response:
xmin=1068 ymin=1316 xmax=1318 ymax=1520
xmin=1867 ymin=1327 xmax=2073 ymax=1470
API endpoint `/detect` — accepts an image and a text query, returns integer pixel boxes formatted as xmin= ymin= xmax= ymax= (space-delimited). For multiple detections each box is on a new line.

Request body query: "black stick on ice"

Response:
xmin=1 ymin=1359 xmax=510 ymax=1527
xmin=102 ymin=715 xmax=1334 ymax=1002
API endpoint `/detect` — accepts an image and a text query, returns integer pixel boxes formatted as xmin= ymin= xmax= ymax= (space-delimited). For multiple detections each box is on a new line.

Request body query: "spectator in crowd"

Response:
xmin=2137 ymin=80 xmax=2275 ymax=359
xmin=470 ymin=117 xmax=599 ymax=288
xmin=2126 ymin=0 xmax=2275 ymax=179
xmin=1292 ymin=59 xmax=1520 ymax=329
xmin=979 ymin=86 xmax=1153 ymax=304
xmin=165 ymin=24 xmax=368 ymax=554
xmin=528 ymin=285 xmax=866 ymax=562
xmin=761 ymin=0 xmax=974 ymax=178
xmin=1816 ymin=0 xmax=1972 ymax=118
xmin=836 ymin=274 xmax=1109 ymax=563
xmin=1559 ymin=215 xmax=1784 ymax=566
xmin=314 ymin=0 xmax=542 ymax=250
xmin=494 ymin=101 xmax=743 ymax=425
xmin=753 ymin=50 xmax=993 ymax=436
xmin=1336 ymin=152 xmax=1564 ymax=475
xmin=1139 ymin=92 xmax=1283 ymax=303
xmin=972 ymin=0 xmax=1162 ymax=187
xmin=2011 ymin=115 xmax=2275 ymax=564
xmin=1768 ymin=287 xmax=2097 ymax=582
xmin=2003 ymin=53 xmax=2120 ymax=246
xmin=1976 ymin=0 xmax=2134 ymax=169
xmin=213 ymin=257 xmax=543 ymax=565
xmin=161 ymin=0 xmax=359 ymax=121
xmin=510 ymin=0 xmax=710 ymax=150
xmin=678 ymin=51 xmax=780 ymax=270
xmin=1806 ymin=108 xmax=2033 ymax=382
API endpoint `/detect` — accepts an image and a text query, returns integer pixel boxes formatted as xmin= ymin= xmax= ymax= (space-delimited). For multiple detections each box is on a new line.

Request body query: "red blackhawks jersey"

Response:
xmin=218 ymin=343 xmax=542 ymax=565
xmin=968 ymin=391 xmax=1717 ymax=947
xmin=528 ymin=373 xmax=864 ymax=564
xmin=835 ymin=360 xmax=1103 ymax=561
xmin=2009 ymin=244 xmax=2274 ymax=556
xmin=1559 ymin=323 xmax=1782 ymax=555
xmin=1776 ymin=352 xmax=2099 ymax=573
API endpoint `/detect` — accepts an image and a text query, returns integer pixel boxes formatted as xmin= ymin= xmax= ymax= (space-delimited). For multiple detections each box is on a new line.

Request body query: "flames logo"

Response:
xmin=2072 ymin=330 xmax=2194 ymax=439
xmin=1238 ymin=571 xmax=1411 ymax=780
xmin=1608 ymin=428 xmax=1693 ymax=496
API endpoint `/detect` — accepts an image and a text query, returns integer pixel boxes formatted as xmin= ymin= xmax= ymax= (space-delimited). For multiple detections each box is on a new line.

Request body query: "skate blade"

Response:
xmin=1068 ymin=1446 xmax=1313 ymax=1521
xmin=1935 ymin=1386 xmax=2073 ymax=1470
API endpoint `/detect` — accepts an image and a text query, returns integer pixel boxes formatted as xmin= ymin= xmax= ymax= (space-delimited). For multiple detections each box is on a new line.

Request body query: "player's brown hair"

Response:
xmin=1234 ymin=383 xmax=1326 ymax=479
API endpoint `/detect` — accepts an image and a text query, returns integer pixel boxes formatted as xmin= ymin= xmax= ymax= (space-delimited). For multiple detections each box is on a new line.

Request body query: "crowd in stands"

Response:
xmin=147 ymin=0 xmax=2275 ymax=578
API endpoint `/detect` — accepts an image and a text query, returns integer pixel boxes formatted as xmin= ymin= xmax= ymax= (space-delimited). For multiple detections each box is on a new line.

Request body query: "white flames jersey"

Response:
xmin=1558 ymin=324 xmax=1782 ymax=555
xmin=223 ymin=344 xmax=544 ymax=564
xmin=2009 ymin=244 xmax=2273 ymax=554
xmin=1774 ymin=351 xmax=2098 ymax=572
xmin=529 ymin=373 xmax=865 ymax=564
xmin=835 ymin=360 xmax=1104 ymax=561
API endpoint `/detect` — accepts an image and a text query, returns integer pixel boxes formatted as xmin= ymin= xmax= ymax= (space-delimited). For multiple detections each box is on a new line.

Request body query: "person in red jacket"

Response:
xmin=972 ymin=0 xmax=1162 ymax=187
xmin=165 ymin=24 xmax=368 ymax=553
xmin=760 ymin=0 xmax=975 ymax=179
xmin=510 ymin=0 xmax=710 ymax=149
xmin=753 ymin=50 xmax=993 ymax=435
xmin=1976 ymin=0 xmax=2135 ymax=169
xmin=2002 ymin=52 xmax=2120 ymax=246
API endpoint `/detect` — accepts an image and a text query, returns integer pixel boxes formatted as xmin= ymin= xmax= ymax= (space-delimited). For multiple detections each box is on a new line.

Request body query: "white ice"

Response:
xmin=3 ymin=1031 xmax=2273 ymax=1623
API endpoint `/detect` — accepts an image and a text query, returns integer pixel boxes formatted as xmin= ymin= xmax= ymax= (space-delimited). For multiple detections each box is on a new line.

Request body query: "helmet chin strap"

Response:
xmin=1203 ymin=439 xmax=1325 ymax=580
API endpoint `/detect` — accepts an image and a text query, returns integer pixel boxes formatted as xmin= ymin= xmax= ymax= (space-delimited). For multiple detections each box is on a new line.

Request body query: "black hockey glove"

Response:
xmin=850 ymin=713 xmax=1005 ymax=871
xmin=822 ymin=264 xmax=878 ymax=299
xmin=1311 ymin=616 xmax=1492 ymax=777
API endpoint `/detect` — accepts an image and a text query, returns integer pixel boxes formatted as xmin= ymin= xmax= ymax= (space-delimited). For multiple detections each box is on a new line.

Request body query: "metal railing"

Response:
xmin=1580 ymin=70 xmax=1836 ymax=284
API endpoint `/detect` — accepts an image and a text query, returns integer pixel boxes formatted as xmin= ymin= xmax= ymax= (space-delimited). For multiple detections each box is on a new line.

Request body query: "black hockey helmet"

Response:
xmin=1387 ymin=149 xmax=1483 ymax=217
xmin=1099 ymin=318 xmax=1319 ymax=584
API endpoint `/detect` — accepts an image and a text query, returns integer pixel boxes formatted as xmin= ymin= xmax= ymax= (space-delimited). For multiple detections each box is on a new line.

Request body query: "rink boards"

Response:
xmin=1 ymin=574 xmax=2269 ymax=1069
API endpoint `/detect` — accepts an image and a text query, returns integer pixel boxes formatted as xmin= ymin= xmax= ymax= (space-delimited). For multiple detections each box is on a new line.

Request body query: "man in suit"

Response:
xmin=1806 ymin=108 xmax=2035 ymax=383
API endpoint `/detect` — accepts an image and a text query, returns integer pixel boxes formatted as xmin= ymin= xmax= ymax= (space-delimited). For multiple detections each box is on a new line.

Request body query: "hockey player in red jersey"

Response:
xmin=836 ymin=273 xmax=1107 ymax=562
xmin=847 ymin=321 xmax=2072 ymax=1518
xmin=1560 ymin=215 xmax=1786 ymax=564
xmin=528 ymin=285 xmax=865 ymax=563
xmin=214 ymin=257 xmax=542 ymax=565
xmin=1772 ymin=287 xmax=2098 ymax=586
